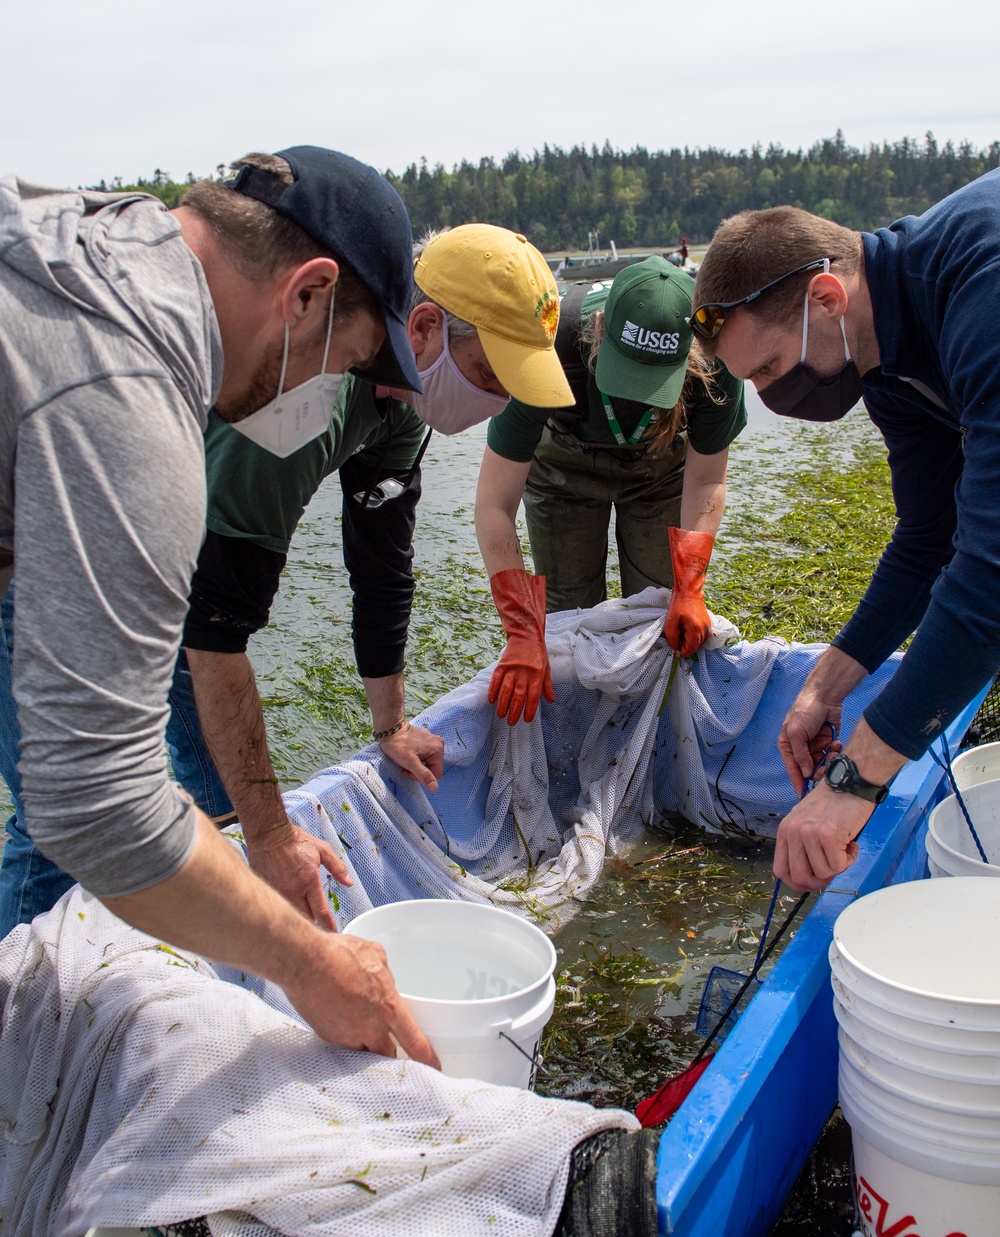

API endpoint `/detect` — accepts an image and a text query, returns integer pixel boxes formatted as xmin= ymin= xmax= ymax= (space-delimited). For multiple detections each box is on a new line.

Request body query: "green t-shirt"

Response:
xmin=205 ymin=375 xmax=427 ymax=554
xmin=486 ymin=282 xmax=747 ymax=462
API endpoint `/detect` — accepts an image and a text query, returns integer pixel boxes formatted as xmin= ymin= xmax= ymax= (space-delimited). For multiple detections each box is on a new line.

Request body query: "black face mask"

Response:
xmin=759 ymin=359 xmax=864 ymax=422
xmin=758 ymin=299 xmax=864 ymax=422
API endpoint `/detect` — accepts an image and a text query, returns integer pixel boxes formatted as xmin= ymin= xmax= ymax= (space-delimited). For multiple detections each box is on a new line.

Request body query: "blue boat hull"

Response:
xmin=655 ymin=690 xmax=989 ymax=1235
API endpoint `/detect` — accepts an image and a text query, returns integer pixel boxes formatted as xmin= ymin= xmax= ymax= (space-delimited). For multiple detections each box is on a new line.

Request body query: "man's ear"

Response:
xmin=280 ymin=257 xmax=340 ymax=328
xmin=407 ymin=301 xmax=444 ymax=362
xmin=807 ymin=271 xmax=849 ymax=319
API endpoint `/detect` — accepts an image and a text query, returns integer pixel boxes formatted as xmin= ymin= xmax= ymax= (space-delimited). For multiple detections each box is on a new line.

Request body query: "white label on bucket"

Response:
xmin=465 ymin=970 xmax=510 ymax=999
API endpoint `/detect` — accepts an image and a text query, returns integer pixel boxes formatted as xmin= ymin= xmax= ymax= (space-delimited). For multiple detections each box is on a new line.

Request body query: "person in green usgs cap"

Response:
xmin=475 ymin=255 xmax=748 ymax=725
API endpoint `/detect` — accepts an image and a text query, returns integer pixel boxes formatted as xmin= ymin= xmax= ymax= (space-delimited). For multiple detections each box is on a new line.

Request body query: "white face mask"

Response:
xmin=409 ymin=317 xmax=508 ymax=435
xmin=232 ymin=291 xmax=344 ymax=458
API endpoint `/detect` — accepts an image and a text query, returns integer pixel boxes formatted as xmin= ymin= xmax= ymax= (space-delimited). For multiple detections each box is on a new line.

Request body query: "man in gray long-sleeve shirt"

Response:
xmin=0 ymin=146 xmax=438 ymax=1064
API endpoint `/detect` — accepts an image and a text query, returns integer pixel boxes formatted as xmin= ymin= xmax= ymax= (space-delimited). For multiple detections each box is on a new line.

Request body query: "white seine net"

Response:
xmin=0 ymin=890 xmax=634 ymax=1236
xmin=228 ymin=588 xmax=900 ymax=981
xmin=0 ymin=591 xmax=902 ymax=1233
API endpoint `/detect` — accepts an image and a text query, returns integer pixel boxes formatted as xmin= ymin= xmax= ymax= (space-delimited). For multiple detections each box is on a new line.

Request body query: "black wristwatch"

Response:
xmin=823 ymin=753 xmax=889 ymax=805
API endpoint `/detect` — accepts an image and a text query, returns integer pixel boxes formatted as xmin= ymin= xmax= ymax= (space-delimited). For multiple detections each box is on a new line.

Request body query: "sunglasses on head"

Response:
xmin=689 ymin=258 xmax=831 ymax=340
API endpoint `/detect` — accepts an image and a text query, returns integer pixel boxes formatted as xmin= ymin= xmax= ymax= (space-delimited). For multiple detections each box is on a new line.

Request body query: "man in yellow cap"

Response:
xmin=408 ymin=225 xmax=571 ymax=427
xmin=50 ymin=223 xmax=569 ymax=932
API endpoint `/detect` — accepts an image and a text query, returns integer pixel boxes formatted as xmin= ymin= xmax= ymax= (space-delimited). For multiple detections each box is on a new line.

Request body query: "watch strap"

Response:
xmin=824 ymin=754 xmax=889 ymax=805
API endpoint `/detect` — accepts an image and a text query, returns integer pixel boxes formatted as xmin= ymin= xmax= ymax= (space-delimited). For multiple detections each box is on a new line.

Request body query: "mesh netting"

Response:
xmin=967 ymin=677 xmax=1000 ymax=746
xmin=224 ymin=589 xmax=900 ymax=1015
xmin=0 ymin=890 xmax=634 ymax=1236
xmin=0 ymin=590 xmax=905 ymax=1234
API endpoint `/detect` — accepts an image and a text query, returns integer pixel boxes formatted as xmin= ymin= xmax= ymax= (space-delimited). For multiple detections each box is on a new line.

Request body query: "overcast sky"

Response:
xmin=3 ymin=0 xmax=998 ymax=189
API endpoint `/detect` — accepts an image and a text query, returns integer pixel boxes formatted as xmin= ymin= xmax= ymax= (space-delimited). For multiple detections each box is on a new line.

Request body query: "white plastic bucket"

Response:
xmin=840 ymin=1053 xmax=1000 ymax=1139
xmin=950 ymin=742 xmax=1000 ymax=792
xmin=835 ymin=999 xmax=1000 ymax=1082
xmin=927 ymin=782 xmax=1000 ymax=877
xmin=829 ymin=880 xmax=1000 ymax=1022
xmin=852 ymin=1132 xmax=1000 ymax=1236
xmin=926 ymin=851 xmax=949 ymax=878
xmin=832 ymin=972 xmax=1000 ymax=1055
xmin=839 ymin=1060 xmax=1000 ymax=1157
xmin=830 ymin=937 xmax=1000 ymax=1033
xmin=344 ymin=899 xmax=557 ymax=1088
xmin=838 ymin=1030 xmax=1000 ymax=1116
xmin=833 ymin=879 xmax=1000 ymax=1234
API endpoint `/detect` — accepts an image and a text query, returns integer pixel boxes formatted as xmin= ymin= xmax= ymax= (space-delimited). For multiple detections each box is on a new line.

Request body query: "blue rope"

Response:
xmin=751 ymin=880 xmax=782 ymax=971
xmin=752 ymin=729 xmax=839 ymax=970
xmin=929 ymin=733 xmax=990 ymax=864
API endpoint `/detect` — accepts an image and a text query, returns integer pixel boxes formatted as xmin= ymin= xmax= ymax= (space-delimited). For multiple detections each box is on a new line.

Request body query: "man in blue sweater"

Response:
xmin=690 ymin=170 xmax=1000 ymax=891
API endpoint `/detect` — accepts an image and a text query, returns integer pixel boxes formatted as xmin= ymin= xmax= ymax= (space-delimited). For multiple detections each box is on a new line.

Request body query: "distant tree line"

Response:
xmin=102 ymin=130 xmax=999 ymax=250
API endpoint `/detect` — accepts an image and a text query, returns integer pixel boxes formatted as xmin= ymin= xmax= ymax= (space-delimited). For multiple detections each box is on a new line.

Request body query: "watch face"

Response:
xmin=826 ymin=755 xmax=851 ymax=789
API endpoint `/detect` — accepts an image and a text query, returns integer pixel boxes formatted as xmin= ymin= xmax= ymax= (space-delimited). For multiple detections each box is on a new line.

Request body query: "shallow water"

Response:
xmin=250 ymin=386 xmax=873 ymax=1197
xmin=257 ymin=384 xmax=876 ymax=1234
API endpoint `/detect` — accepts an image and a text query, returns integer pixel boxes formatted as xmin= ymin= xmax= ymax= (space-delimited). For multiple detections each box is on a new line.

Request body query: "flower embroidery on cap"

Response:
xmin=535 ymin=292 xmax=560 ymax=339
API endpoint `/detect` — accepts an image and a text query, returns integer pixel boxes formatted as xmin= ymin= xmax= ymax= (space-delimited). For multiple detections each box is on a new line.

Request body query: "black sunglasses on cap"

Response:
xmin=689 ymin=258 xmax=831 ymax=340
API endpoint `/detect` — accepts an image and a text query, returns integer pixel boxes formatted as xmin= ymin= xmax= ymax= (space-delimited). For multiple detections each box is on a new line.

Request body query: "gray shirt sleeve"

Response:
xmin=14 ymin=372 xmax=207 ymax=897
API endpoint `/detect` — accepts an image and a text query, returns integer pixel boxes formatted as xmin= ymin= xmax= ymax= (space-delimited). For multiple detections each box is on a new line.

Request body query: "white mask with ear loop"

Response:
xmin=408 ymin=316 xmax=508 ymax=435
xmin=232 ymin=290 xmax=344 ymax=458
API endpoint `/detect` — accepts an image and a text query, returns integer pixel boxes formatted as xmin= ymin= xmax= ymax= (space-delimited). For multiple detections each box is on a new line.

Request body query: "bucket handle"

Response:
xmin=498 ymin=1030 xmax=551 ymax=1078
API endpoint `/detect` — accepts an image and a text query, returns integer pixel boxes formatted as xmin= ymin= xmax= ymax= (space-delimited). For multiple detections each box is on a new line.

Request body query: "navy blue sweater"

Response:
xmin=832 ymin=168 xmax=1000 ymax=758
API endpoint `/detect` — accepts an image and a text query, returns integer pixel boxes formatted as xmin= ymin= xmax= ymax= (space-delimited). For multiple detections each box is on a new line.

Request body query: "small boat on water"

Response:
xmin=556 ymin=252 xmax=651 ymax=280
xmin=555 ymin=250 xmax=697 ymax=281
xmin=553 ymin=232 xmax=696 ymax=281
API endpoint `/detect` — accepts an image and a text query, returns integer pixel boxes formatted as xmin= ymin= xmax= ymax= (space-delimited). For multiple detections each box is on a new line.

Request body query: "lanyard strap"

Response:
xmin=598 ymin=390 xmax=654 ymax=445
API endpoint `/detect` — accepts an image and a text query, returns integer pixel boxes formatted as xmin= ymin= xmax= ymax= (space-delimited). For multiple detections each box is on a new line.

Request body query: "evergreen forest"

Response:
xmin=103 ymin=130 xmax=999 ymax=251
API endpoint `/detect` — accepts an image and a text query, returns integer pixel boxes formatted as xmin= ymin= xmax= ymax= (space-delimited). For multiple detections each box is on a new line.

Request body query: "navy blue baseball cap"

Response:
xmin=224 ymin=146 xmax=422 ymax=393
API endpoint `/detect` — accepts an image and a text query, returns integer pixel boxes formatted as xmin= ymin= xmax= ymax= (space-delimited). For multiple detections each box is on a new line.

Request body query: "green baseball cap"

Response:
xmin=594 ymin=256 xmax=694 ymax=407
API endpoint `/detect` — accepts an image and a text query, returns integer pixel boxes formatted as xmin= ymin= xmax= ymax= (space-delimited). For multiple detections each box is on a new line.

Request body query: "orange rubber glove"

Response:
xmin=663 ymin=527 xmax=715 ymax=657
xmin=487 ymin=569 xmax=555 ymax=725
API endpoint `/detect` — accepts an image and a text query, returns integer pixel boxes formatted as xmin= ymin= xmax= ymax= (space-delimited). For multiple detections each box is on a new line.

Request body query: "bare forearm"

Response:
xmin=801 ymin=645 xmax=870 ymax=708
xmin=680 ymin=479 xmax=727 ymax=535
xmin=475 ymin=506 xmax=526 ymax=576
xmin=679 ymin=446 xmax=728 ymax=535
xmin=843 ymin=716 xmax=908 ymax=785
xmin=103 ymin=812 xmax=315 ymax=985
xmin=362 ymin=671 xmax=406 ymax=733
xmin=475 ymin=448 xmax=532 ymax=577
xmin=184 ymin=647 xmax=286 ymax=843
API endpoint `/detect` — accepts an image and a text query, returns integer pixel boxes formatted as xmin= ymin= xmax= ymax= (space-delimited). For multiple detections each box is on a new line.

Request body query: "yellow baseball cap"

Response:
xmin=414 ymin=224 xmax=574 ymax=408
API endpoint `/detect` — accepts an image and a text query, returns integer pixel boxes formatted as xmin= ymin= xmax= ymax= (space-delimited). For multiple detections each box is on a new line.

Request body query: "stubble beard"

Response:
xmin=215 ymin=312 xmax=334 ymax=424
xmin=213 ymin=338 xmax=285 ymax=424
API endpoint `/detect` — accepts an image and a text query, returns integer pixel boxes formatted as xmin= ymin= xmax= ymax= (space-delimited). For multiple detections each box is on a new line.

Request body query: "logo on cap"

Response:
xmin=621 ymin=319 xmax=680 ymax=355
xmin=535 ymin=291 xmax=560 ymax=339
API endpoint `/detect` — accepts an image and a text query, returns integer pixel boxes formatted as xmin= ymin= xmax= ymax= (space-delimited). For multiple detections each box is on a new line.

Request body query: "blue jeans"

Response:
xmin=165 ymin=648 xmax=234 ymax=820
xmin=0 ymin=585 xmax=76 ymax=937
xmin=0 ymin=585 xmax=232 ymax=936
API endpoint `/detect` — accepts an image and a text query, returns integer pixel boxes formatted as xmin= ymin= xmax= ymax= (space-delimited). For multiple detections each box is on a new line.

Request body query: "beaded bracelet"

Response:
xmin=373 ymin=718 xmax=408 ymax=742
